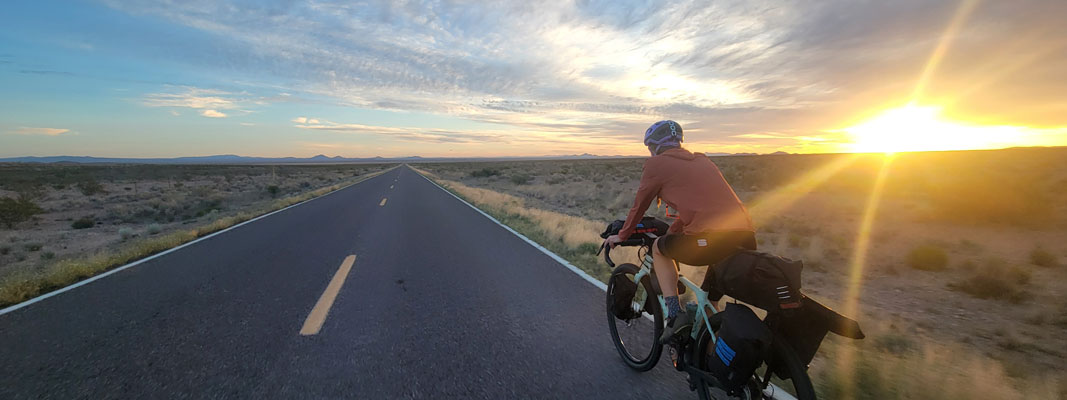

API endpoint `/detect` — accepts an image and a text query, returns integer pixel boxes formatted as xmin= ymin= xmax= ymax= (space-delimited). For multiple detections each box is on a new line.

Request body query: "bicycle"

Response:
xmin=600 ymin=218 xmax=864 ymax=400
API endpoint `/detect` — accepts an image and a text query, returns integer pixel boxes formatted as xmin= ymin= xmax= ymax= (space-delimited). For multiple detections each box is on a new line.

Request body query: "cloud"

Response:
xmin=8 ymin=127 xmax=72 ymax=136
xmin=143 ymin=86 xmax=239 ymax=110
xmin=105 ymin=0 xmax=1067 ymax=150
xmin=200 ymin=109 xmax=227 ymax=118
xmin=293 ymin=118 xmax=508 ymax=144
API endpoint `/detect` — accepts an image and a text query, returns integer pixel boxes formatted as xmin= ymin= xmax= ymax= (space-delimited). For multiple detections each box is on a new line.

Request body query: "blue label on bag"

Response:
xmin=715 ymin=339 xmax=736 ymax=366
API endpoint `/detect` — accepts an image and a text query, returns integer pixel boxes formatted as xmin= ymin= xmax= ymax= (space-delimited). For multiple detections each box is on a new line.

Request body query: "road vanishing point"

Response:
xmin=0 ymin=166 xmax=695 ymax=399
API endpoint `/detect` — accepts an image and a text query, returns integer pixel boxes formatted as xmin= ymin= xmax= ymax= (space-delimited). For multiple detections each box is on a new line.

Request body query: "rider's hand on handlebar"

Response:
xmin=603 ymin=234 xmax=622 ymax=249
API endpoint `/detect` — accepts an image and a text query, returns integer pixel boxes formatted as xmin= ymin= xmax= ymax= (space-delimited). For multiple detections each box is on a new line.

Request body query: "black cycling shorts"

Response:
xmin=656 ymin=230 xmax=756 ymax=300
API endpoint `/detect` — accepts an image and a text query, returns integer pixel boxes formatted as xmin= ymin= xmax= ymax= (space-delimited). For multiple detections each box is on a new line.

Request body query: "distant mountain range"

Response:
xmin=0 ymin=152 xmax=792 ymax=164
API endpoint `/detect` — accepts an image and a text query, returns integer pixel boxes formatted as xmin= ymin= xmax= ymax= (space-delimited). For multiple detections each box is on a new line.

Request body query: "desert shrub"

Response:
xmin=948 ymin=258 xmax=1031 ymax=303
xmin=0 ymin=246 xmax=9 ymax=255
xmin=119 ymin=227 xmax=135 ymax=240
xmin=15 ymin=253 xmax=26 ymax=261
xmin=147 ymin=223 xmax=162 ymax=235
xmin=266 ymin=185 xmax=280 ymax=197
xmin=23 ymin=243 xmax=42 ymax=252
xmin=77 ymin=179 xmax=105 ymax=196
xmin=0 ymin=196 xmax=44 ymax=228
xmin=907 ymin=244 xmax=948 ymax=271
xmin=1029 ymin=247 xmax=1058 ymax=267
xmin=469 ymin=168 xmax=500 ymax=178
xmin=510 ymin=174 xmax=533 ymax=185
xmin=71 ymin=217 xmax=95 ymax=229
xmin=40 ymin=251 xmax=55 ymax=260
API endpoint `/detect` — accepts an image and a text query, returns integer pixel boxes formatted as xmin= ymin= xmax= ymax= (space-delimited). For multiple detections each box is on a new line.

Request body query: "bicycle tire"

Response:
xmin=760 ymin=335 xmax=816 ymax=400
xmin=606 ymin=263 xmax=663 ymax=371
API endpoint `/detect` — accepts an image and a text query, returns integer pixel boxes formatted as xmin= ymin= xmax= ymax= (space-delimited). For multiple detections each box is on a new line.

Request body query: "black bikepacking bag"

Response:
xmin=715 ymin=250 xmax=803 ymax=311
xmin=706 ymin=303 xmax=772 ymax=393
xmin=608 ymin=268 xmax=638 ymax=319
xmin=768 ymin=296 xmax=866 ymax=377
xmin=600 ymin=216 xmax=670 ymax=239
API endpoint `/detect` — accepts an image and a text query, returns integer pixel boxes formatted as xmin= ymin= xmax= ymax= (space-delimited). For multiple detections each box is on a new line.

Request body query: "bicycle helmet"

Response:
xmin=644 ymin=120 xmax=683 ymax=155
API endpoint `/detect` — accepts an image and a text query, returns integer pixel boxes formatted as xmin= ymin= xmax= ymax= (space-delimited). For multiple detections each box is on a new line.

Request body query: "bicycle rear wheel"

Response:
xmin=693 ymin=329 xmax=815 ymax=399
xmin=693 ymin=327 xmax=761 ymax=400
xmin=755 ymin=336 xmax=816 ymax=400
xmin=606 ymin=263 xmax=663 ymax=371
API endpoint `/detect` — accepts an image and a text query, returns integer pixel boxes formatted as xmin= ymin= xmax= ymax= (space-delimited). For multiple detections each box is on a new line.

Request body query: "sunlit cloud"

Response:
xmin=8 ymin=127 xmax=72 ymax=136
xmin=143 ymin=86 xmax=239 ymax=110
xmin=200 ymin=109 xmax=227 ymax=118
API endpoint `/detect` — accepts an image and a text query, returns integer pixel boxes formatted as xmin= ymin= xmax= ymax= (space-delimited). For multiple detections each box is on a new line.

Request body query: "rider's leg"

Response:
xmin=652 ymin=237 xmax=679 ymax=298
xmin=652 ymin=237 xmax=682 ymax=319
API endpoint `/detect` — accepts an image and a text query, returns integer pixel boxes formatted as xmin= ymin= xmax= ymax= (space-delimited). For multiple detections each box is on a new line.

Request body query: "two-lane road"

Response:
xmin=0 ymin=166 xmax=691 ymax=398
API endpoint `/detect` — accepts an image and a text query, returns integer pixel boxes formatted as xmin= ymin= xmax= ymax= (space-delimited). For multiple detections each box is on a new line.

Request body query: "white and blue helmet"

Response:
xmin=644 ymin=120 xmax=683 ymax=155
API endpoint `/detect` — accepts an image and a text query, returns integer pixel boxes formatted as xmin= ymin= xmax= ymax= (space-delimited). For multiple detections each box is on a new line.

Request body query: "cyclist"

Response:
xmin=602 ymin=120 xmax=756 ymax=351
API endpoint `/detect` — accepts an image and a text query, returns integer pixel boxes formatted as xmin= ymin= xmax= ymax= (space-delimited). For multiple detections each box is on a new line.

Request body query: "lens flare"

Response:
xmin=844 ymin=104 xmax=1033 ymax=153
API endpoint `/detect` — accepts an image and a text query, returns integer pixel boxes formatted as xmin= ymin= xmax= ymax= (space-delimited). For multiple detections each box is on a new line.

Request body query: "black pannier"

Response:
xmin=600 ymin=216 xmax=670 ymax=239
xmin=608 ymin=266 xmax=639 ymax=319
xmin=714 ymin=250 xmax=803 ymax=311
xmin=706 ymin=303 xmax=772 ymax=393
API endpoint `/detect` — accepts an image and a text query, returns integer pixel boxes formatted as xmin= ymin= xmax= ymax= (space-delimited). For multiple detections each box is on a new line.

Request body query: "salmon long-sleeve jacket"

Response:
xmin=617 ymin=148 xmax=754 ymax=241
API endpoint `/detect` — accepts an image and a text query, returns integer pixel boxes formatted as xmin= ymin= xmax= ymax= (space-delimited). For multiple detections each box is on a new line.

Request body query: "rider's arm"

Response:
xmin=618 ymin=159 xmax=662 ymax=240
xmin=667 ymin=218 xmax=683 ymax=234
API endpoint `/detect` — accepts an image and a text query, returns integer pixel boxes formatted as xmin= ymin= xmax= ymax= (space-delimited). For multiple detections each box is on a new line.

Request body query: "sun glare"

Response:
xmin=844 ymin=104 xmax=1031 ymax=153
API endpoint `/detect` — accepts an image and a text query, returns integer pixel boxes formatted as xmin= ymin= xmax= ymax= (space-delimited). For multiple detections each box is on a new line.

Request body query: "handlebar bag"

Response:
xmin=714 ymin=250 xmax=803 ymax=311
xmin=706 ymin=303 xmax=772 ymax=394
xmin=599 ymin=216 xmax=670 ymax=239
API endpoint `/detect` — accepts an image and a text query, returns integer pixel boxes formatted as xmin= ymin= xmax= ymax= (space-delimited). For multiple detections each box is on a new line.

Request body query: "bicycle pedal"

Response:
xmin=669 ymin=344 xmax=685 ymax=371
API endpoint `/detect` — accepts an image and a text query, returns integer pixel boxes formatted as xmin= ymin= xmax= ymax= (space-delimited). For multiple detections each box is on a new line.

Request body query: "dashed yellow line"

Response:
xmin=300 ymin=255 xmax=357 ymax=336
xmin=379 ymin=198 xmax=388 ymax=206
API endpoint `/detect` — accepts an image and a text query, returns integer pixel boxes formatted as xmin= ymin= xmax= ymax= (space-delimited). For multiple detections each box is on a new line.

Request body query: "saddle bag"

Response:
xmin=706 ymin=303 xmax=772 ymax=393
xmin=714 ymin=250 xmax=803 ymax=311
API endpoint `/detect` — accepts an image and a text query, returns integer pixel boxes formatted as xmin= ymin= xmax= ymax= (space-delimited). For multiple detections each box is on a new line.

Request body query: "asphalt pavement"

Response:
xmin=0 ymin=165 xmax=693 ymax=399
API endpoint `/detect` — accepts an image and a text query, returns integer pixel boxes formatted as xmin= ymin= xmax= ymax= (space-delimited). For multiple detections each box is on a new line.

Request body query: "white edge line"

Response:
xmin=415 ymin=167 xmax=794 ymax=400
xmin=0 ymin=165 xmax=400 ymax=316
xmin=413 ymin=168 xmax=607 ymax=292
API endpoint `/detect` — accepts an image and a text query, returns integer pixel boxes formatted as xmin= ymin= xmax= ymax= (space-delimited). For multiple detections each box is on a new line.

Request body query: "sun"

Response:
xmin=843 ymin=104 xmax=1028 ymax=153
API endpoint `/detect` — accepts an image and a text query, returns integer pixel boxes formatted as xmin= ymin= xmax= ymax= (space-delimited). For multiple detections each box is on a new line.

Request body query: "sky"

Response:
xmin=1 ymin=0 xmax=1065 ymax=158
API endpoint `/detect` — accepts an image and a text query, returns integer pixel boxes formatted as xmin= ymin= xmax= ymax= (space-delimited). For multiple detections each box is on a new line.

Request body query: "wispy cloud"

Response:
xmin=293 ymin=118 xmax=507 ymax=144
xmin=8 ymin=127 xmax=72 ymax=136
xmin=100 ymin=0 xmax=1067 ymax=152
xmin=143 ymin=86 xmax=241 ymax=110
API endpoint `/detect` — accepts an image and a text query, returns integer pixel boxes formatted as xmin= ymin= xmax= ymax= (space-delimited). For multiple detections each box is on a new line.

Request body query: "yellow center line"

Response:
xmin=379 ymin=197 xmax=387 ymax=206
xmin=300 ymin=255 xmax=357 ymax=336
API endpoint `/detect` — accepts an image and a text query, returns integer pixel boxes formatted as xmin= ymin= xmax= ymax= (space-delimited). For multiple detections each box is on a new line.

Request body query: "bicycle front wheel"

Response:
xmin=606 ymin=263 xmax=663 ymax=371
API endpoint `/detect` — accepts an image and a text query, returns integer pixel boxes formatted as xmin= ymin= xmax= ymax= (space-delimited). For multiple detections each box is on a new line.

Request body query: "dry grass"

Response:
xmin=0 ymin=165 xmax=395 ymax=307
xmin=413 ymin=148 xmax=1067 ymax=399
xmin=813 ymin=331 xmax=1064 ymax=400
